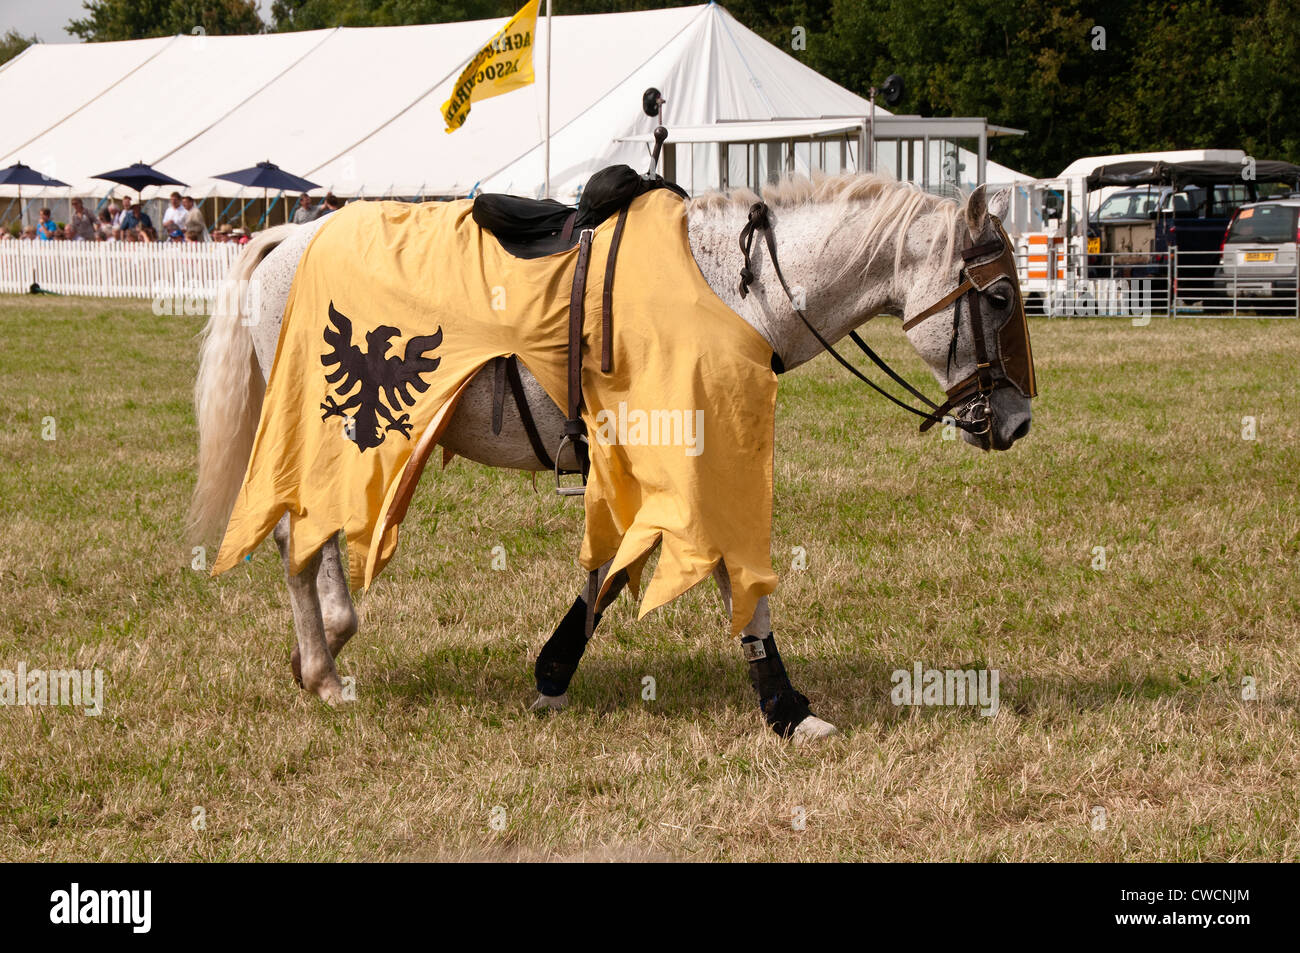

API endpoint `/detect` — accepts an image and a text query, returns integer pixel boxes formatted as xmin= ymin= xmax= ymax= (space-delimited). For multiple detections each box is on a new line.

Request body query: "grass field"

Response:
xmin=0 ymin=294 xmax=1297 ymax=861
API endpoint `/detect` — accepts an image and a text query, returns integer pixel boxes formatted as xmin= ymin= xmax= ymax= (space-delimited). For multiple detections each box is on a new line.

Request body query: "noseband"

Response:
xmin=737 ymin=201 xmax=1031 ymax=436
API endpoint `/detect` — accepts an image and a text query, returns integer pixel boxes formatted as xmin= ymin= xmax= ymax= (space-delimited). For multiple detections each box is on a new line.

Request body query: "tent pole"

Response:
xmin=867 ymin=88 xmax=875 ymax=174
xmin=544 ymin=0 xmax=552 ymax=198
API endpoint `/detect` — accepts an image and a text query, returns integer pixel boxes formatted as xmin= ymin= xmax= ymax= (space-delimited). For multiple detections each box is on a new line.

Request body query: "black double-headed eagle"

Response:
xmin=319 ymin=301 xmax=444 ymax=451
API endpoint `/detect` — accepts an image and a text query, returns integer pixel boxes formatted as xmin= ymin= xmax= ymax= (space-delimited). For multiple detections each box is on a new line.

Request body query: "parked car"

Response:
xmin=1213 ymin=198 xmax=1300 ymax=303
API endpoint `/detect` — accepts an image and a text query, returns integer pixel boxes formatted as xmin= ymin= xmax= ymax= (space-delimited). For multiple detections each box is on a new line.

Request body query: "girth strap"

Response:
xmin=561 ymin=228 xmax=595 ymax=482
xmin=491 ymin=356 xmax=507 ymax=435
xmin=554 ymin=210 xmax=636 ymax=492
xmin=489 ymin=355 xmax=562 ymax=471
xmin=601 ymin=206 xmax=629 ymax=373
xmin=567 ymin=229 xmax=593 ymax=423
xmin=508 ymin=356 xmax=559 ymax=472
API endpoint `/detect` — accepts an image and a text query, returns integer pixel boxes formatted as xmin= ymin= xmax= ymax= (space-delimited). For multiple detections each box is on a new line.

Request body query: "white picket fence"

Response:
xmin=0 ymin=241 xmax=242 ymax=299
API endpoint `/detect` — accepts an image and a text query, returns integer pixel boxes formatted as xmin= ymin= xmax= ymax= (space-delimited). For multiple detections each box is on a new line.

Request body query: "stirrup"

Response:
xmin=554 ymin=433 xmax=587 ymax=497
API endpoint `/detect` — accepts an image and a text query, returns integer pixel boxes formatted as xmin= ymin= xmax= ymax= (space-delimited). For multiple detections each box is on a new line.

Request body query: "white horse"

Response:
xmin=190 ymin=174 xmax=1031 ymax=744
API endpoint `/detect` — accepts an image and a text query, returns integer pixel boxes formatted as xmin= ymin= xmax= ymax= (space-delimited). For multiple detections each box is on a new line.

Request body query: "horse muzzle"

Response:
xmin=960 ymin=385 xmax=1032 ymax=451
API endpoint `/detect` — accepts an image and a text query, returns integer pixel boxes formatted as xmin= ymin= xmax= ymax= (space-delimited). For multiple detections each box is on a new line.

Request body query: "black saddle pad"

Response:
xmin=576 ymin=164 xmax=688 ymax=229
xmin=472 ymin=194 xmax=573 ymax=245
xmin=473 ymin=165 xmax=688 ymax=259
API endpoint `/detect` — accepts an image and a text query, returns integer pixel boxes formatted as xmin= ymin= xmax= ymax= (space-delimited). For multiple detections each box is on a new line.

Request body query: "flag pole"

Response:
xmin=544 ymin=0 xmax=552 ymax=198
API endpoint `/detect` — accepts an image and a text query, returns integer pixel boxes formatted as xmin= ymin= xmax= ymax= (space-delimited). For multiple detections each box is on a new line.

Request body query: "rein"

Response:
xmin=737 ymin=201 xmax=1010 ymax=436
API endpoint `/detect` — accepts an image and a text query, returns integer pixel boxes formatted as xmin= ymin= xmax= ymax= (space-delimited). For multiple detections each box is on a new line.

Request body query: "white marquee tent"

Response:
xmin=0 ymin=3 xmax=1024 ymax=206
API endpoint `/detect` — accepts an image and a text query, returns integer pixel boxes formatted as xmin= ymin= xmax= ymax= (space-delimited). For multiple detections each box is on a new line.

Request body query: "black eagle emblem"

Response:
xmin=319 ymin=301 xmax=443 ymax=451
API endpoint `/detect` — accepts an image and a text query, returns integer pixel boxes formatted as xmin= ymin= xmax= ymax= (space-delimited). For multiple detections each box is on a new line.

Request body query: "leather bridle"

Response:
xmin=737 ymin=201 xmax=1035 ymax=437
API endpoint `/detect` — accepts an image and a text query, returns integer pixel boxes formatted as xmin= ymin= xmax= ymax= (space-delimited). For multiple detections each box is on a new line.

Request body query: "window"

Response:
xmin=1097 ymin=191 xmax=1158 ymax=220
xmin=1226 ymin=205 xmax=1298 ymax=244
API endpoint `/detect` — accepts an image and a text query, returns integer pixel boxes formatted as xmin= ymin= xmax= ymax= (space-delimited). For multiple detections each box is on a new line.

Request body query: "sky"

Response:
xmin=0 ymin=0 xmax=272 ymax=43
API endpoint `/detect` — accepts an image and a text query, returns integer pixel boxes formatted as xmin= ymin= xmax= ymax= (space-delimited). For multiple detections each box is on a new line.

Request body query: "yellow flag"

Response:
xmin=441 ymin=0 xmax=539 ymax=132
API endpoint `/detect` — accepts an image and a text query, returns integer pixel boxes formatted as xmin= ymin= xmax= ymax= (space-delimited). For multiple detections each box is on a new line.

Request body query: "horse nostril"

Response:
xmin=1011 ymin=418 xmax=1031 ymax=442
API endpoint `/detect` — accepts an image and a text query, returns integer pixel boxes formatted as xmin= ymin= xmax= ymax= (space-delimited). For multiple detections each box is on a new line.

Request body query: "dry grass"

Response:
xmin=0 ymin=295 xmax=1297 ymax=861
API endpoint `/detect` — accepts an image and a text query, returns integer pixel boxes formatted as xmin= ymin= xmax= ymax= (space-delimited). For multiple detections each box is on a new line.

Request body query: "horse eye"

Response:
xmin=987 ymin=292 xmax=1010 ymax=309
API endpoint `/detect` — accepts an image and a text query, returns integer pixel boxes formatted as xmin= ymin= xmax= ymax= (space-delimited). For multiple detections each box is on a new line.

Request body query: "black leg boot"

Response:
xmin=742 ymin=633 xmax=813 ymax=738
xmin=535 ymin=596 xmax=602 ymax=698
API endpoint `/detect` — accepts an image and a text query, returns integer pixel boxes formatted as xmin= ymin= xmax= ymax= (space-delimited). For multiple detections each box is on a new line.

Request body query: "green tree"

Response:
xmin=270 ymin=0 xmax=514 ymax=31
xmin=0 ymin=28 xmax=38 ymax=66
xmin=68 ymin=0 xmax=266 ymax=42
xmin=1118 ymin=0 xmax=1300 ymax=164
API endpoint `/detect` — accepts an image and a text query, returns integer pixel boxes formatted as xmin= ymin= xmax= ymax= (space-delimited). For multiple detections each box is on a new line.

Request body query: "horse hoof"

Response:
xmin=314 ymin=679 xmax=347 ymax=706
xmin=530 ymin=692 xmax=568 ymax=712
xmin=791 ymin=715 xmax=840 ymax=744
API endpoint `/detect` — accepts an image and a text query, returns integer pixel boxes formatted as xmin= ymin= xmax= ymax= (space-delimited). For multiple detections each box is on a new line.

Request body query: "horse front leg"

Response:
xmin=290 ymin=534 xmax=358 ymax=688
xmin=713 ymin=565 xmax=840 ymax=743
xmin=273 ymin=514 xmax=345 ymax=704
xmin=530 ymin=559 xmax=624 ymax=710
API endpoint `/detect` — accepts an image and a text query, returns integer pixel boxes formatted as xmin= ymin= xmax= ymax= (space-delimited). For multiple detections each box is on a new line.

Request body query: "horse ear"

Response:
xmin=964 ymin=184 xmax=988 ymax=237
xmin=987 ymin=187 xmax=1011 ymax=221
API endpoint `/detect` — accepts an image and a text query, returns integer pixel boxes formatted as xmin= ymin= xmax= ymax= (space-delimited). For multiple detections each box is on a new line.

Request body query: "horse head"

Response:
xmin=900 ymin=185 xmax=1036 ymax=451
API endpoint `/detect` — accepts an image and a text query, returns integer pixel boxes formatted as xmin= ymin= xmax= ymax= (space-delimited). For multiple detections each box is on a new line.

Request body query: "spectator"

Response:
xmin=96 ymin=209 xmax=114 ymax=241
xmin=292 ymin=193 xmax=316 ymax=225
xmin=69 ymin=198 xmax=97 ymax=241
xmin=180 ymin=195 xmax=208 ymax=240
xmin=312 ymin=193 xmax=344 ymax=220
xmin=36 ymin=208 xmax=58 ymax=240
xmin=140 ymin=225 xmax=158 ymax=243
xmin=21 ymin=225 xmax=38 ymax=240
xmin=184 ymin=221 xmax=205 ymax=243
xmin=113 ymin=196 xmax=137 ymax=232
xmin=134 ymin=202 xmax=154 ymax=234
xmin=62 ymin=224 xmax=78 ymax=240
xmin=162 ymin=191 xmax=187 ymax=236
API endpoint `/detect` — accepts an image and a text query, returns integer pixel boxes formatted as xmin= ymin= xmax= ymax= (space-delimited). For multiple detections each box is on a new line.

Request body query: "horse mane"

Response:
xmin=687 ymin=172 xmax=963 ymax=279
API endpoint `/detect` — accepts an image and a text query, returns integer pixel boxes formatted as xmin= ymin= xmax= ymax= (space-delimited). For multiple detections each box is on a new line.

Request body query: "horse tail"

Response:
xmin=189 ymin=225 xmax=294 ymax=542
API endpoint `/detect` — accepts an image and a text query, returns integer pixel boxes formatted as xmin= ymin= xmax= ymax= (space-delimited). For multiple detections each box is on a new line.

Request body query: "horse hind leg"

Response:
xmin=290 ymin=534 xmax=358 ymax=688
xmin=274 ymin=514 xmax=345 ymax=704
